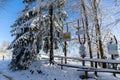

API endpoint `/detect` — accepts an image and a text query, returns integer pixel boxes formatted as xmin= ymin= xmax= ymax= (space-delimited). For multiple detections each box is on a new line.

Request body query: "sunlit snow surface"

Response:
xmin=0 ymin=56 xmax=120 ymax=80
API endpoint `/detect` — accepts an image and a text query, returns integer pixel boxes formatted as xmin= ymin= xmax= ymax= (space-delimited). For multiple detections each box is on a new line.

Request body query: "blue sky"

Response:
xmin=0 ymin=0 xmax=119 ymax=45
xmin=0 ymin=0 xmax=24 ymax=45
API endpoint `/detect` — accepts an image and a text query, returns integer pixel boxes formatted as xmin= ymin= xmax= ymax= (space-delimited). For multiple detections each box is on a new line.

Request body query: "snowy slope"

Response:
xmin=0 ymin=56 xmax=120 ymax=80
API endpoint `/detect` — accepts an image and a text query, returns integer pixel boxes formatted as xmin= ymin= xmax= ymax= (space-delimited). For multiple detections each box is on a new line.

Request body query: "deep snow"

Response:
xmin=0 ymin=55 xmax=120 ymax=80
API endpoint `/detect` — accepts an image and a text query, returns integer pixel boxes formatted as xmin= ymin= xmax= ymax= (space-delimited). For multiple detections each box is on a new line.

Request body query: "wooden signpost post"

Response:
xmin=76 ymin=19 xmax=86 ymax=66
xmin=107 ymin=37 xmax=118 ymax=77
xmin=63 ymin=24 xmax=71 ymax=64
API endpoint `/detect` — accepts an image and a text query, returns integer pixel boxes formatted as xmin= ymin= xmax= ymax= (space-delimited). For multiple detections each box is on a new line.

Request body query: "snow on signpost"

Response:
xmin=107 ymin=43 xmax=118 ymax=55
xmin=79 ymin=44 xmax=86 ymax=58
xmin=76 ymin=29 xmax=86 ymax=35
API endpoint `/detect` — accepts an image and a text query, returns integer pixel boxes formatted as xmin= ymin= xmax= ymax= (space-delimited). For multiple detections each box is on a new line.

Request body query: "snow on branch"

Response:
xmin=8 ymin=32 xmax=31 ymax=49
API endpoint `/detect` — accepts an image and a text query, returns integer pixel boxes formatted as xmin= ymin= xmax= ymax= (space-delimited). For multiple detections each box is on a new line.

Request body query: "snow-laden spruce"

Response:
xmin=8 ymin=0 xmax=67 ymax=71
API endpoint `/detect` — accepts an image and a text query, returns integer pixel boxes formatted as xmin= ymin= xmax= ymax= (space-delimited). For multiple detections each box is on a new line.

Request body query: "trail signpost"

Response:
xmin=107 ymin=37 xmax=119 ymax=77
xmin=77 ymin=19 xmax=86 ymax=66
xmin=107 ymin=37 xmax=119 ymax=59
xmin=63 ymin=32 xmax=71 ymax=41
xmin=107 ymin=43 xmax=118 ymax=55
xmin=63 ymin=23 xmax=70 ymax=64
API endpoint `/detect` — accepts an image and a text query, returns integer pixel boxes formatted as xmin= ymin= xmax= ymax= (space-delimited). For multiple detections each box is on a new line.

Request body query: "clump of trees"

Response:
xmin=8 ymin=0 xmax=120 ymax=70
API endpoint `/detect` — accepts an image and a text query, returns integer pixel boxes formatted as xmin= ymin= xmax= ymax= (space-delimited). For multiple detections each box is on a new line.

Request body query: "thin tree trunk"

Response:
xmin=92 ymin=0 xmax=106 ymax=68
xmin=92 ymin=0 xmax=104 ymax=59
xmin=81 ymin=0 xmax=93 ymax=67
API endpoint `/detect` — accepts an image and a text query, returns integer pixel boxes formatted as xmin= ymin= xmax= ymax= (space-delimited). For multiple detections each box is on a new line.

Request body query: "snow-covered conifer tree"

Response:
xmin=8 ymin=0 xmax=67 ymax=70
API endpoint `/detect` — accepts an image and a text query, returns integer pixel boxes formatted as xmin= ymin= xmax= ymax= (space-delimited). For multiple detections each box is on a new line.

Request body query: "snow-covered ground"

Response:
xmin=0 ymin=55 xmax=120 ymax=80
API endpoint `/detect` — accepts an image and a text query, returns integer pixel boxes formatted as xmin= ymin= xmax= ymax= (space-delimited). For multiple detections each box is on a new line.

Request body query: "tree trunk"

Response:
xmin=81 ymin=0 xmax=93 ymax=67
xmin=64 ymin=41 xmax=67 ymax=64
xmin=92 ymin=0 xmax=106 ymax=68
xmin=49 ymin=5 xmax=54 ymax=64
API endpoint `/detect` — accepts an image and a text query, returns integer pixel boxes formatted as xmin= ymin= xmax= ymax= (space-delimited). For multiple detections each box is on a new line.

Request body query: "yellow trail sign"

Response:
xmin=63 ymin=32 xmax=71 ymax=40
